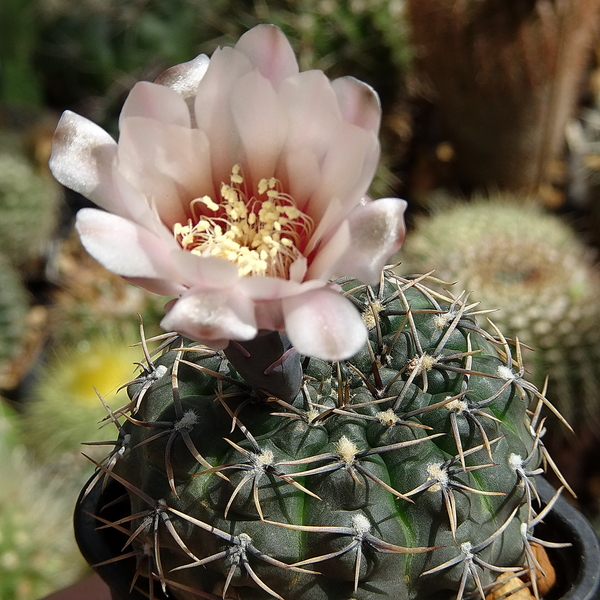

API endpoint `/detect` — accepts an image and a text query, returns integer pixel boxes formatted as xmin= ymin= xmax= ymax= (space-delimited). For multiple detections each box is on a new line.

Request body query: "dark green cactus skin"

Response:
xmin=105 ymin=270 xmax=547 ymax=600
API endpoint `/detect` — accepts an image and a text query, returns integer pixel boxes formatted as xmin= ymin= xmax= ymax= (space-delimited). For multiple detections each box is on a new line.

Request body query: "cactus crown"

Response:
xmin=84 ymin=268 xmax=568 ymax=600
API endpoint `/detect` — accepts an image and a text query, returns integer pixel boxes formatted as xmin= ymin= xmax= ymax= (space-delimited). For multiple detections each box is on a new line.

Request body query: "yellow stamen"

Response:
xmin=172 ymin=165 xmax=314 ymax=278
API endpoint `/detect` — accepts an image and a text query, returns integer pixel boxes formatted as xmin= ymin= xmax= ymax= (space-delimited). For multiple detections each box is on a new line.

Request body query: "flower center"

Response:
xmin=173 ymin=165 xmax=313 ymax=278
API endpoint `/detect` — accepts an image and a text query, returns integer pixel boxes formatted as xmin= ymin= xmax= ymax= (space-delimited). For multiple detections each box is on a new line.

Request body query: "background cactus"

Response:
xmin=0 ymin=253 xmax=30 ymax=384
xmin=0 ymin=402 xmax=88 ymax=600
xmin=84 ymin=268 xmax=564 ymax=600
xmin=0 ymin=131 xmax=61 ymax=271
xmin=398 ymin=197 xmax=600 ymax=434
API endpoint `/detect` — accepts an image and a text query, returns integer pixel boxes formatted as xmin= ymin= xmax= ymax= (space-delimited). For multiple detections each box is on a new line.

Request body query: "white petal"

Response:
xmin=234 ymin=24 xmax=299 ymax=87
xmin=49 ymin=111 xmax=125 ymax=215
xmin=284 ymin=148 xmax=321 ymax=213
xmin=332 ymin=76 xmax=381 ymax=133
xmin=283 ymin=287 xmax=367 ymax=361
xmin=170 ymin=250 xmax=239 ymax=288
xmin=117 ymin=118 xmax=214 ymax=225
xmin=119 ymin=81 xmax=191 ymax=129
xmin=279 ymin=70 xmax=341 ymax=159
xmin=335 ymin=198 xmax=408 ymax=284
xmin=304 ymin=122 xmax=377 ymax=222
xmin=305 ymin=220 xmax=351 ymax=281
xmin=194 ymin=46 xmax=252 ymax=184
xmin=161 ymin=287 xmax=257 ymax=342
xmin=154 ymin=54 xmax=210 ymax=101
xmin=231 ymin=70 xmax=288 ymax=182
xmin=75 ymin=208 xmax=183 ymax=287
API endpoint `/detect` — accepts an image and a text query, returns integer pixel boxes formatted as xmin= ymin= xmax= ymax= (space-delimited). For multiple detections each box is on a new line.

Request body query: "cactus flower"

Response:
xmin=49 ymin=24 xmax=407 ymax=360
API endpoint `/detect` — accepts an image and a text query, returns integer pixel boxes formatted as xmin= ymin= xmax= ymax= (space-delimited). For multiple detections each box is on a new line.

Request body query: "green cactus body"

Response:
xmin=96 ymin=269 xmax=553 ymax=600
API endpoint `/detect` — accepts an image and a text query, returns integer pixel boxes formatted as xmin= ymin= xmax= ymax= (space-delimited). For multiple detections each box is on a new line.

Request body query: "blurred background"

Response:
xmin=1 ymin=1 xmax=600 ymax=598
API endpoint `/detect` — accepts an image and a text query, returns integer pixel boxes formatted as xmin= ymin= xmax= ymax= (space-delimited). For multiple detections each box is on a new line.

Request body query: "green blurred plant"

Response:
xmin=0 ymin=401 xmax=89 ymax=600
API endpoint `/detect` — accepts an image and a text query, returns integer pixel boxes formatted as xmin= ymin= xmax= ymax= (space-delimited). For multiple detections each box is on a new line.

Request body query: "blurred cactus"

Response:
xmin=0 ymin=401 xmax=88 ymax=600
xmin=0 ymin=131 xmax=61 ymax=270
xmin=399 ymin=197 xmax=600 ymax=429
xmin=0 ymin=253 xmax=29 ymax=382
xmin=22 ymin=331 xmax=143 ymax=479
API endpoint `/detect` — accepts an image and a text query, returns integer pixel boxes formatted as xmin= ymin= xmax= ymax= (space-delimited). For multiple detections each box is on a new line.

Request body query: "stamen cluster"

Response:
xmin=173 ymin=165 xmax=314 ymax=278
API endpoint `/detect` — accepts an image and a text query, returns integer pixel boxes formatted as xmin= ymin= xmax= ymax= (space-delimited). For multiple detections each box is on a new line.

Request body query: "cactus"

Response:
xmin=0 ymin=252 xmax=29 ymax=382
xmin=84 ymin=267 xmax=566 ymax=600
xmin=0 ymin=132 xmax=61 ymax=270
xmin=0 ymin=401 xmax=88 ymax=600
xmin=399 ymin=198 xmax=600 ymax=430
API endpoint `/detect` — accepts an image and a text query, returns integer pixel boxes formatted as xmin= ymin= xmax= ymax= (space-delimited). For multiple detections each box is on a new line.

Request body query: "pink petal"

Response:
xmin=154 ymin=53 xmax=210 ymax=101
xmin=332 ymin=76 xmax=381 ymax=133
xmin=305 ymin=220 xmax=351 ymax=281
xmin=235 ymin=24 xmax=299 ymax=87
xmin=120 ymin=81 xmax=191 ymax=129
xmin=160 ymin=287 xmax=257 ymax=342
xmin=279 ymin=70 xmax=342 ymax=160
xmin=117 ymin=117 xmax=214 ymax=225
xmin=282 ymin=287 xmax=367 ymax=361
xmin=75 ymin=208 xmax=183 ymax=291
xmin=231 ymin=70 xmax=288 ymax=183
xmin=334 ymin=198 xmax=408 ymax=284
xmin=193 ymin=46 xmax=252 ymax=185
xmin=170 ymin=251 xmax=239 ymax=289
xmin=239 ymin=276 xmax=324 ymax=300
xmin=304 ymin=122 xmax=378 ymax=222
xmin=49 ymin=111 xmax=125 ymax=216
xmin=284 ymin=148 xmax=321 ymax=212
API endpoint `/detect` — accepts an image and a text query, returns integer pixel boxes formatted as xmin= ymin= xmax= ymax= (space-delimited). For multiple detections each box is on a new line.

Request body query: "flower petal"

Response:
xmin=49 ymin=111 xmax=123 ymax=215
xmin=120 ymin=81 xmax=191 ymax=129
xmin=305 ymin=220 xmax=351 ymax=281
xmin=332 ymin=76 xmax=381 ymax=133
xmin=117 ymin=118 xmax=214 ymax=225
xmin=304 ymin=122 xmax=378 ymax=222
xmin=154 ymin=53 xmax=210 ymax=101
xmin=283 ymin=287 xmax=367 ymax=361
xmin=235 ymin=24 xmax=299 ymax=87
xmin=231 ymin=70 xmax=288 ymax=182
xmin=279 ymin=70 xmax=342 ymax=159
xmin=170 ymin=250 xmax=239 ymax=289
xmin=161 ymin=287 xmax=257 ymax=342
xmin=335 ymin=198 xmax=408 ymax=284
xmin=75 ymin=208 xmax=183 ymax=292
xmin=193 ymin=46 xmax=252 ymax=184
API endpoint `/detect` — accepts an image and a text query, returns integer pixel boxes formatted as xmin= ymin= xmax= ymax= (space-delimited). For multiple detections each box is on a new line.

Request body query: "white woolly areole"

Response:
xmin=175 ymin=410 xmax=199 ymax=431
xmin=352 ymin=514 xmax=371 ymax=535
xmin=497 ymin=365 xmax=516 ymax=380
xmin=255 ymin=449 xmax=275 ymax=468
xmin=376 ymin=408 xmax=400 ymax=427
xmin=444 ymin=398 xmax=468 ymax=413
xmin=426 ymin=463 xmax=449 ymax=491
xmin=508 ymin=453 xmax=523 ymax=471
xmin=336 ymin=435 xmax=358 ymax=464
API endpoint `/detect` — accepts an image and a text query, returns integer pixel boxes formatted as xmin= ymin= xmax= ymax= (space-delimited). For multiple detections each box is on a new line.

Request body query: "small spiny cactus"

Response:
xmin=82 ymin=268 xmax=568 ymax=600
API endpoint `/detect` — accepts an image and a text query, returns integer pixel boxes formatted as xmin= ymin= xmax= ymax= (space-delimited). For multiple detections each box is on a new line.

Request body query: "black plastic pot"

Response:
xmin=74 ymin=475 xmax=600 ymax=600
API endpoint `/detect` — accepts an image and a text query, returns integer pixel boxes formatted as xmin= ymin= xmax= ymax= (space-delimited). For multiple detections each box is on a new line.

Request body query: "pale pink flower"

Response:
xmin=49 ymin=24 xmax=407 ymax=360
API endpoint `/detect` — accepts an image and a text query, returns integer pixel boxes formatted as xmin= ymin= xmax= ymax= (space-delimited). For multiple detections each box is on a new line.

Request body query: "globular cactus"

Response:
xmin=0 ymin=402 xmax=88 ymax=600
xmin=0 ymin=253 xmax=29 ymax=383
xmin=399 ymin=198 xmax=600 ymax=431
xmin=85 ymin=268 xmax=566 ymax=600
xmin=0 ymin=132 xmax=61 ymax=270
